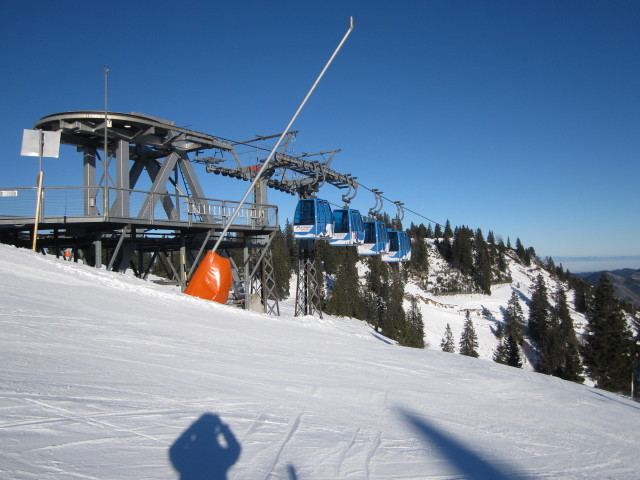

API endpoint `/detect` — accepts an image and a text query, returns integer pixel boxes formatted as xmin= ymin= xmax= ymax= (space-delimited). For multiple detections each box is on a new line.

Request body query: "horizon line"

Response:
xmin=553 ymin=255 xmax=640 ymax=261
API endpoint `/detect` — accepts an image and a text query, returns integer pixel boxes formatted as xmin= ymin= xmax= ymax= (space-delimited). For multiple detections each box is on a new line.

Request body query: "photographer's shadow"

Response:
xmin=169 ymin=413 xmax=241 ymax=480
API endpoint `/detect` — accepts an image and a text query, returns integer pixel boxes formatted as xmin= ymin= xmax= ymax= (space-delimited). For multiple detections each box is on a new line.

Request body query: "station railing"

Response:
xmin=0 ymin=186 xmax=278 ymax=230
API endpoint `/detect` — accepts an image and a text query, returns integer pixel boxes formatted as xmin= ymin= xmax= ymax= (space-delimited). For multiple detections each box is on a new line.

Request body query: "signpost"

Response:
xmin=20 ymin=129 xmax=61 ymax=251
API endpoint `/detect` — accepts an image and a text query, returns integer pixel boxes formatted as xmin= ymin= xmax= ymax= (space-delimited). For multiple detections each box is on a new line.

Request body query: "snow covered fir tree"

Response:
xmin=270 ymin=217 xmax=640 ymax=400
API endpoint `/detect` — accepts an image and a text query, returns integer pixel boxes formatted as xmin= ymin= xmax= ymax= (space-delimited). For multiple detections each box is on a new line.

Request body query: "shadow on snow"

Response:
xmin=169 ymin=412 xmax=300 ymax=480
xmin=169 ymin=413 xmax=241 ymax=480
xmin=399 ymin=408 xmax=529 ymax=480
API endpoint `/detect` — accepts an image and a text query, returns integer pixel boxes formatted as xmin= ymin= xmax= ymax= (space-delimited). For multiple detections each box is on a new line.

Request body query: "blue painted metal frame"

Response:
xmin=293 ymin=198 xmax=334 ymax=239
xmin=357 ymin=220 xmax=390 ymax=255
xmin=382 ymin=230 xmax=411 ymax=262
xmin=329 ymin=208 xmax=365 ymax=246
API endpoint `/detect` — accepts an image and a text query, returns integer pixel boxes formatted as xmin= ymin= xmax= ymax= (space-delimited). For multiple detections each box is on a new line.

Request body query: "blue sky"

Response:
xmin=1 ymin=1 xmax=638 ymax=269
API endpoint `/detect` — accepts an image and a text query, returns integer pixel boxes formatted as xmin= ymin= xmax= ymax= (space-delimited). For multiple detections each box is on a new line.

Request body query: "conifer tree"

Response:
xmin=555 ymin=264 xmax=567 ymax=281
xmin=504 ymin=291 xmax=526 ymax=345
xmin=270 ymin=227 xmax=291 ymax=298
xmin=515 ymin=238 xmax=526 ymax=261
xmin=473 ymin=228 xmax=492 ymax=294
xmin=452 ymin=226 xmax=473 ymax=275
xmin=284 ymin=220 xmax=298 ymax=272
xmin=544 ymin=256 xmax=556 ymax=272
xmin=571 ymin=277 xmax=592 ymax=314
xmin=403 ymin=298 xmax=425 ymax=349
xmin=537 ymin=306 xmax=562 ymax=375
xmin=494 ymin=322 xmax=505 ymax=340
xmin=443 ymin=219 xmax=453 ymax=239
xmin=359 ymin=290 xmax=378 ymax=326
xmin=528 ymin=274 xmax=550 ymax=345
xmin=425 ymin=223 xmax=434 ymax=239
xmin=634 ymin=332 xmax=640 ymax=401
xmin=440 ymin=324 xmax=456 ymax=353
xmin=459 ymin=312 xmax=479 ymax=358
xmin=315 ymin=239 xmax=340 ymax=276
xmin=384 ymin=266 xmax=407 ymax=342
xmin=554 ymin=287 xmax=584 ymax=383
xmin=326 ymin=247 xmax=361 ymax=318
xmin=438 ymin=220 xmax=453 ymax=262
xmin=495 ymin=242 xmax=508 ymax=276
xmin=506 ymin=334 xmax=523 ymax=368
xmin=366 ymin=255 xmax=389 ymax=334
xmin=582 ymin=274 xmax=634 ymax=393
xmin=493 ymin=340 xmax=508 ymax=364
xmin=525 ymin=246 xmax=536 ymax=266
xmin=409 ymin=226 xmax=428 ymax=273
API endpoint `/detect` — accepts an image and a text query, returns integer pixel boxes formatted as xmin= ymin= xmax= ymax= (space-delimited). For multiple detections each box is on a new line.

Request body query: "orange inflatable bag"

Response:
xmin=184 ymin=252 xmax=233 ymax=304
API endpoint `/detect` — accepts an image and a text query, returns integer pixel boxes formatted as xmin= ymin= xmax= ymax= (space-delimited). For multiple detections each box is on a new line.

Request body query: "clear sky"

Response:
xmin=1 ymin=1 xmax=638 ymax=269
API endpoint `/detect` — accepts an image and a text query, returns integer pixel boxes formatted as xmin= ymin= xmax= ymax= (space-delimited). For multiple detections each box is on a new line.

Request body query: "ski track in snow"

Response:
xmin=1 ymin=244 xmax=639 ymax=479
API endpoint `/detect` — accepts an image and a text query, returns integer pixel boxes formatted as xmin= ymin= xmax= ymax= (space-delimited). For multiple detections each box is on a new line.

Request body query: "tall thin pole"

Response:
xmin=103 ymin=65 xmax=109 ymax=216
xmin=31 ymin=130 xmax=44 ymax=252
xmin=209 ymin=17 xmax=354 ymax=255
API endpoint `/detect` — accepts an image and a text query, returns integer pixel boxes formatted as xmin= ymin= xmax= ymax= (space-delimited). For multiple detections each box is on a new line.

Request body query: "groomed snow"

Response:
xmin=1 ymin=244 xmax=639 ymax=479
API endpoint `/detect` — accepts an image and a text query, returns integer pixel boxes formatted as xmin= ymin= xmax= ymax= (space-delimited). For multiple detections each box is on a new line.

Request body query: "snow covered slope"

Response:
xmin=404 ymin=245 xmax=588 ymax=368
xmin=1 ymin=244 xmax=639 ymax=479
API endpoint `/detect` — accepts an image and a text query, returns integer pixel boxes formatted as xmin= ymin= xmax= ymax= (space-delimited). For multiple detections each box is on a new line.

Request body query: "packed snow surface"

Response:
xmin=1 ymin=244 xmax=639 ymax=479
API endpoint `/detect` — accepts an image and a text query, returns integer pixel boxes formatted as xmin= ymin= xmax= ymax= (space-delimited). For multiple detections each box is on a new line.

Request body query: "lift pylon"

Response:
xmin=294 ymin=240 xmax=323 ymax=318
xmin=248 ymin=235 xmax=280 ymax=315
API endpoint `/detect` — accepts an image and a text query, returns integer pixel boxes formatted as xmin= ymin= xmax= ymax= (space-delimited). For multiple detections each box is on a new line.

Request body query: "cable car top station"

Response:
xmin=0 ymin=18 xmax=412 ymax=317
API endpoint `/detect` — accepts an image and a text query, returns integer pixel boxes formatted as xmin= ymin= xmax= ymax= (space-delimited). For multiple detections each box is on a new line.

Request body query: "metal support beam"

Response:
xmin=83 ymin=148 xmax=98 ymax=215
xmin=294 ymin=239 xmax=322 ymax=318
xmin=94 ymin=234 xmax=102 ymax=268
xmin=179 ymin=236 xmax=187 ymax=290
xmin=143 ymin=250 xmax=159 ymax=279
xmin=243 ymin=240 xmax=250 ymax=308
xmin=178 ymin=150 xmax=211 ymax=216
xmin=107 ymin=224 xmax=130 ymax=271
xmin=111 ymin=139 xmax=130 ymax=217
xmin=187 ymin=229 xmax=215 ymax=281
xmin=138 ymin=152 xmax=179 ymax=220
xmin=256 ymin=246 xmax=280 ymax=316
xmin=116 ymin=229 xmax=136 ymax=272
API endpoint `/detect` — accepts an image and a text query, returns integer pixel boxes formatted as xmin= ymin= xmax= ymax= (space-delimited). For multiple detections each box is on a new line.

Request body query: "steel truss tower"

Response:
xmin=245 ymin=234 xmax=280 ymax=315
xmin=294 ymin=240 xmax=323 ymax=318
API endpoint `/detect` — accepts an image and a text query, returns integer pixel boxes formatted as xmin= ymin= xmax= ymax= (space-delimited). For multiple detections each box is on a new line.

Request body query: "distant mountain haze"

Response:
xmin=576 ymin=269 xmax=640 ymax=309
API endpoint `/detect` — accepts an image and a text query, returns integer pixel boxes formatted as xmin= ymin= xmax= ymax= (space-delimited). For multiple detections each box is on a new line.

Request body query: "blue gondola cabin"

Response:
xmin=382 ymin=230 xmax=412 ymax=262
xmin=330 ymin=208 xmax=365 ymax=246
xmin=293 ymin=198 xmax=334 ymax=239
xmin=357 ymin=221 xmax=390 ymax=255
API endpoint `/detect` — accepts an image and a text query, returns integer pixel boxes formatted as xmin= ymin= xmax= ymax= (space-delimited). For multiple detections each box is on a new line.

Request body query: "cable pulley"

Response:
xmin=368 ymin=189 xmax=383 ymax=217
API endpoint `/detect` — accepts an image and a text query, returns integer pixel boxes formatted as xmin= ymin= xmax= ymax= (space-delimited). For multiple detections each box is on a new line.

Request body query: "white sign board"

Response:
xmin=20 ymin=129 xmax=61 ymax=158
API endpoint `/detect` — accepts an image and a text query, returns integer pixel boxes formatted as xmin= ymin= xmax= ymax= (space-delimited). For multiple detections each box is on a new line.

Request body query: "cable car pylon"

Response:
xmin=294 ymin=239 xmax=323 ymax=318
